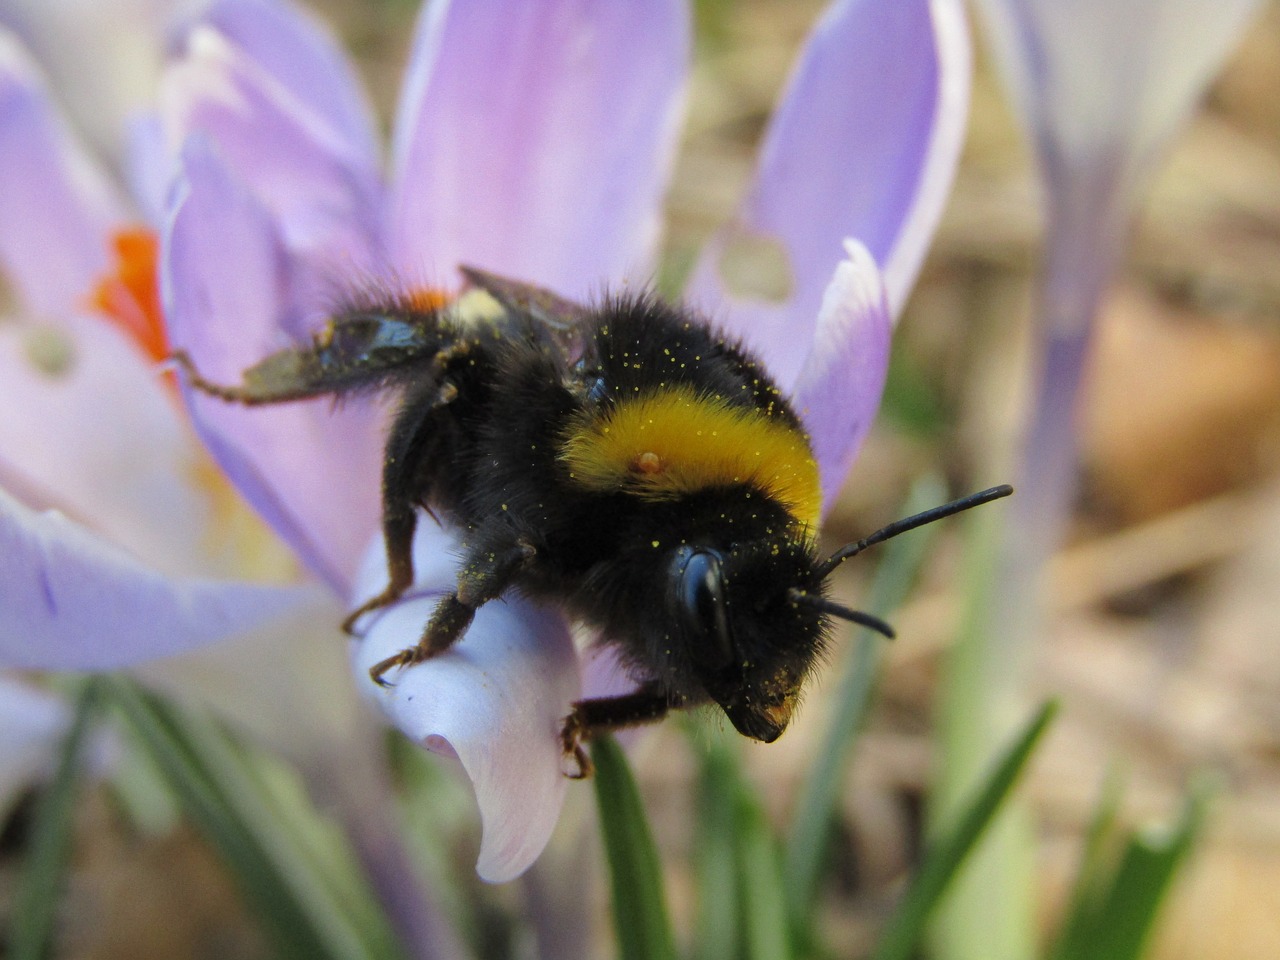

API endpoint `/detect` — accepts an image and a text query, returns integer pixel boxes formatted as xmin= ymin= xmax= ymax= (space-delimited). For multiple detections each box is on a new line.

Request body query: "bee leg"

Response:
xmin=171 ymin=310 xmax=451 ymax=405
xmin=367 ymin=537 xmax=537 ymax=686
xmin=341 ymin=483 xmax=419 ymax=634
xmin=343 ymin=376 xmax=464 ymax=635
xmin=559 ymin=685 xmax=677 ymax=779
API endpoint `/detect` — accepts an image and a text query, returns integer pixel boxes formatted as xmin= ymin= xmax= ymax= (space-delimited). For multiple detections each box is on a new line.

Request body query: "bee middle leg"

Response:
xmin=367 ymin=536 xmax=537 ymax=686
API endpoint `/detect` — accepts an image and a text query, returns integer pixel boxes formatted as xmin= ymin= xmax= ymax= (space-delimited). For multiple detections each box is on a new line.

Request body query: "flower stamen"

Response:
xmin=89 ymin=226 xmax=169 ymax=364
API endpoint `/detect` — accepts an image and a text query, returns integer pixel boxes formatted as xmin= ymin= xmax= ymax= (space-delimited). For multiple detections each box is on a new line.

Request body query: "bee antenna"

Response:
xmin=817 ymin=484 xmax=1014 ymax=579
xmin=787 ymin=589 xmax=895 ymax=639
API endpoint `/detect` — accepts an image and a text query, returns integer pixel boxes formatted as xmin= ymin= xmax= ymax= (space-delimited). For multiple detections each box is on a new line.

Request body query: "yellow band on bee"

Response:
xmin=560 ymin=385 xmax=821 ymax=530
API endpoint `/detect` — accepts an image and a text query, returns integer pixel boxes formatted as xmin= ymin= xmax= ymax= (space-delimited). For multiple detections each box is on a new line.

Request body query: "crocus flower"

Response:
xmin=974 ymin=0 xmax=1266 ymax=563
xmin=10 ymin=0 xmax=969 ymax=884
xmin=932 ymin=3 xmax=1264 ymax=956
xmin=0 ymin=0 xmax=199 ymax=163
xmin=0 ymin=22 xmax=352 ymax=758
xmin=0 ymin=29 xmax=454 ymax=952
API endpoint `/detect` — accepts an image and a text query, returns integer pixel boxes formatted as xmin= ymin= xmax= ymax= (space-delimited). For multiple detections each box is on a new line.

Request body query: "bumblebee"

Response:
xmin=175 ymin=268 xmax=1010 ymax=775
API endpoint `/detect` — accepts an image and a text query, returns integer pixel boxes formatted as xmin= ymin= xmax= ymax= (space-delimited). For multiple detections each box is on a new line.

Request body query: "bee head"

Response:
xmin=660 ymin=485 xmax=1014 ymax=743
xmin=668 ymin=538 xmax=832 ymax=743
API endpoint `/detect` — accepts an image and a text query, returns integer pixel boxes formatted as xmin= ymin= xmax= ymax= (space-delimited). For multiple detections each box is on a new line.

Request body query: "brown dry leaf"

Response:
xmin=1081 ymin=285 xmax=1280 ymax=524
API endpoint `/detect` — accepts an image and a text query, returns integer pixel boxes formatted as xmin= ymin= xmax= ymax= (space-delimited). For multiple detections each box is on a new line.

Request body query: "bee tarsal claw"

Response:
xmin=368 ymin=647 xmax=425 ymax=687
xmin=559 ymin=713 xmax=593 ymax=779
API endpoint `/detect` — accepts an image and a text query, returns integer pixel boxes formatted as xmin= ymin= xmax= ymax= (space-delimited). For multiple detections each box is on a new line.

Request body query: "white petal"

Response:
xmin=350 ymin=524 xmax=580 ymax=883
xmin=0 ymin=315 xmax=213 ymax=576
xmin=975 ymin=0 xmax=1264 ymax=184
xmin=0 ymin=675 xmax=70 ymax=816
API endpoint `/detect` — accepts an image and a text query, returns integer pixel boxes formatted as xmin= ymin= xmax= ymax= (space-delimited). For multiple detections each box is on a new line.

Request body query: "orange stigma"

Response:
xmin=90 ymin=226 xmax=169 ymax=364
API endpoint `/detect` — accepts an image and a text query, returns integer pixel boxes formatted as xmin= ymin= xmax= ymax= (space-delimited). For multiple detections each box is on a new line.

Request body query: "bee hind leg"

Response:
xmin=345 ymin=372 xmax=468 ymax=635
xmin=171 ymin=310 xmax=452 ymax=405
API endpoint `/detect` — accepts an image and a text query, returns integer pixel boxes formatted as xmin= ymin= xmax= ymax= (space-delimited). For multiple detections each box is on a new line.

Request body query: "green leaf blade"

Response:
xmin=591 ymin=735 xmax=678 ymax=960
xmin=104 ymin=678 xmax=404 ymax=960
xmin=784 ymin=476 xmax=949 ymax=930
xmin=871 ymin=700 xmax=1059 ymax=960
xmin=735 ymin=785 xmax=792 ymax=960
xmin=10 ymin=678 xmax=102 ymax=960
xmin=1054 ymin=777 xmax=1214 ymax=960
xmin=693 ymin=735 xmax=741 ymax=960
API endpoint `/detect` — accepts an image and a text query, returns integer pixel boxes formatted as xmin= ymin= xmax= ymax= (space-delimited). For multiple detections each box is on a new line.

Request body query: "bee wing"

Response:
xmin=173 ymin=310 xmax=450 ymax=405
xmin=459 ymin=265 xmax=591 ymax=364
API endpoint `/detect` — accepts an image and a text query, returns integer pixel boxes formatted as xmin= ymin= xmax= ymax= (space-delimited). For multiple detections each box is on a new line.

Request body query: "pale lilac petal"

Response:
xmin=580 ymin=642 xmax=637 ymax=701
xmin=390 ymin=0 xmax=689 ymax=296
xmin=688 ymin=0 xmax=969 ymax=384
xmin=134 ymin=591 xmax=369 ymax=761
xmin=163 ymin=137 xmax=384 ymax=591
xmin=976 ymin=0 xmax=1263 ymax=189
xmin=0 ymin=0 xmax=172 ymax=161
xmin=350 ymin=524 xmax=580 ymax=884
xmin=161 ymin=24 xmax=382 ymax=270
xmin=789 ymin=240 xmax=891 ymax=514
xmin=0 ymin=29 xmax=127 ymax=317
xmin=0 ymin=484 xmax=316 ymax=670
xmin=0 ymin=675 xmax=70 ymax=815
xmin=125 ymin=111 xmax=172 ymax=227
xmin=0 ymin=315 xmax=214 ymax=576
xmin=196 ymin=0 xmax=378 ymax=162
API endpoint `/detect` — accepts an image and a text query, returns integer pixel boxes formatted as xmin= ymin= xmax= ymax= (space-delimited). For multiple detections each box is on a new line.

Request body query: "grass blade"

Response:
xmin=1052 ymin=777 xmax=1214 ymax=960
xmin=1048 ymin=768 xmax=1125 ymax=960
xmin=693 ymin=733 xmax=741 ymax=960
xmin=735 ymin=784 xmax=792 ymax=960
xmin=104 ymin=678 xmax=404 ymax=960
xmin=785 ymin=476 xmax=948 ymax=927
xmin=870 ymin=700 xmax=1058 ymax=960
xmin=591 ymin=735 xmax=677 ymax=960
xmin=9 ymin=678 xmax=102 ymax=960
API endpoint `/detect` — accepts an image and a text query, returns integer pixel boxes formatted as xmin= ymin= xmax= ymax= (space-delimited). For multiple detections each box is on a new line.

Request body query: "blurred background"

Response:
xmin=3 ymin=0 xmax=1280 ymax=957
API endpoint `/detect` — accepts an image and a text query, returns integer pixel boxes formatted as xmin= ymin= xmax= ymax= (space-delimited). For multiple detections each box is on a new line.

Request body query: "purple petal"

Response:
xmin=0 ymin=484 xmax=316 ymax=671
xmin=350 ymin=524 xmax=580 ymax=884
xmin=580 ymin=642 xmax=638 ymax=701
xmin=0 ymin=314 xmax=215 ymax=575
xmin=132 ymin=592 xmax=371 ymax=762
xmin=688 ymin=0 xmax=969 ymax=383
xmin=0 ymin=675 xmax=70 ymax=813
xmin=125 ymin=111 xmax=172 ymax=227
xmin=162 ymin=138 xmax=384 ymax=592
xmin=0 ymin=30 xmax=126 ymax=317
xmin=390 ymin=0 xmax=689 ymax=296
xmin=161 ymin=23 xmax=382 ymax=271
xmin=0 ymin=0 xmax=169 ymax=162
xmin=976 ymin=0 xmax=1263 ymax=188
xmin=788 ymin=241 xmax=891 ymax=514
xmin=195 ymin=0 xmax=378 ymax=162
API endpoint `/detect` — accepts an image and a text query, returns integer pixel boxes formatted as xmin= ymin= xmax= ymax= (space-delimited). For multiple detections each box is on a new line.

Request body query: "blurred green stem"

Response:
xmin=932 ymin=163 xmax=1134 ymax=960
xmin=10 ymin=678 xmax=102 ymax=960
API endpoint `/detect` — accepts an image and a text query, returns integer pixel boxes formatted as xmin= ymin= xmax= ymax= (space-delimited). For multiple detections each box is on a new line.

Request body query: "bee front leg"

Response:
xmin=368 ymin=536 xmax=537 ymax=686
xmin=559 ymin=685 xmax=679 ymax=779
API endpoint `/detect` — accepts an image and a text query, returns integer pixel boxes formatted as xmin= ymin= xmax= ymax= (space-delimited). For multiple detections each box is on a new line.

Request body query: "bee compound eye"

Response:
xmin=675 ymin=548 xmax=735 ymax=671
